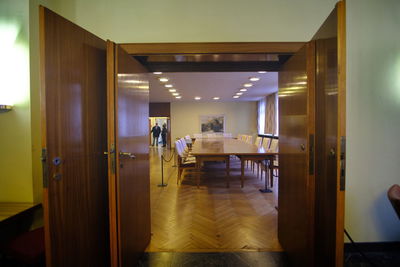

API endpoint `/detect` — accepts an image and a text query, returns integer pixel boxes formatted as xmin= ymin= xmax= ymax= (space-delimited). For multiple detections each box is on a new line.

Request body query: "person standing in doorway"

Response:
xmin=161 ymin=123 xmax=167 ymax=147
xmin=151 ymin=123 xmax=161 ymax=146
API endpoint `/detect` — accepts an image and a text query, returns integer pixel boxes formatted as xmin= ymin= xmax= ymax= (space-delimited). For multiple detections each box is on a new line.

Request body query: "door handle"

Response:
xmin=300 ymin=144 xmax=306 ymax=151
xmin=119 ymin=152 xmax=136 ymax=159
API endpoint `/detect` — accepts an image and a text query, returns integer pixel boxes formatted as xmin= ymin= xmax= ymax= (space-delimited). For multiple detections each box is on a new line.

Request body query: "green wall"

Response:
xmin=346 ymin=0 xmax=400 ymax=242
xmin=0 ymin=0 xmax=33 ymax=202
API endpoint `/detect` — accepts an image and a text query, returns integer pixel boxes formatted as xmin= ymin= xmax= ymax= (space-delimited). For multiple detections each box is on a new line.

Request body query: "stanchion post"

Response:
xmin=158 ymin=154 xmax=168 ymax=187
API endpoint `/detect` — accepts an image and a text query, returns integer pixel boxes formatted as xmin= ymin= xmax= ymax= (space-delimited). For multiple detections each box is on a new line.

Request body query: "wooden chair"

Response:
xmin=254 ymin=136 xmax=262 ymax=147
xmin=175 ymin=140 xmax=196 ymax=184
xmin=260 ymin=138 xmax=279 ymax=185
xmin=252 ymin=136 xmax=263 ymax=174
xmin=262 ymin=137 xmax=271 ymax=149
xmin=193 ymin=133 xmax=202 ymax=139
xmin=246 ymin=135 xmax=253 ymax=144
xmin=388 ymin=184 xmax=400 ymax=219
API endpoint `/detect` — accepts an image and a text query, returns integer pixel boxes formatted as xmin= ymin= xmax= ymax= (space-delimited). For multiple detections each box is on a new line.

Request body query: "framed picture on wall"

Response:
xmin=200 ymin=114 xmax=225 ymax=133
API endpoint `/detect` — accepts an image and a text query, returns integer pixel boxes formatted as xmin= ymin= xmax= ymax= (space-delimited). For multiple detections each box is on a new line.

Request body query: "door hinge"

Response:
xmin=41 ymin=148 xmax=48 ymax=188
xmin=340 ymin=136 xmax=346 ymax=191
xmin=309 ymin=134 xmax=314 ymax=175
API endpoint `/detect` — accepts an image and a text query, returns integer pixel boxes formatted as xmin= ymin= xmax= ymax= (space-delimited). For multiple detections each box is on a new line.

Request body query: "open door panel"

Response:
xmin=107 ymin=41 xmax=151 ymax=267
xmin=40 ymin=6 xmax=109 ymax=267
xmin=278 ymin=42 xmax=316 ymax=266
xmin=278 ymin=1 xmax=345 ymax=266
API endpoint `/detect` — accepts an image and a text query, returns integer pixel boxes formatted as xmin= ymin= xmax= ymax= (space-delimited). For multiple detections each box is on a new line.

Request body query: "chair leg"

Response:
xmin=177 ymin=167 xmax=183 ymax=184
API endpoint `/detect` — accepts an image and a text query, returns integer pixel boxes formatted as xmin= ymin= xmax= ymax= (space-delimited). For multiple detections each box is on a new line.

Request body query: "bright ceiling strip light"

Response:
xmin=159 ymin=77 xmax=169 ymax=82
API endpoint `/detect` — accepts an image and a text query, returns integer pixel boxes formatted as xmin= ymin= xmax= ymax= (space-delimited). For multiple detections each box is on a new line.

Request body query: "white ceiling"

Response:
xmin=149 ymin=72 xmax=278 ymax=102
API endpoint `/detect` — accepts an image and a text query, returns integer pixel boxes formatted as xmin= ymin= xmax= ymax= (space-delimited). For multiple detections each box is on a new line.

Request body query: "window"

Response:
xmin=257 ymin=97 xmax=266 ymax=135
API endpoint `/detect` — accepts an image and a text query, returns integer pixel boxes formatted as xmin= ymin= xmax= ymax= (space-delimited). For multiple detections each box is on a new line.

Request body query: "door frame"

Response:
xmin=119 ymin=3 xmax=346 ymax=264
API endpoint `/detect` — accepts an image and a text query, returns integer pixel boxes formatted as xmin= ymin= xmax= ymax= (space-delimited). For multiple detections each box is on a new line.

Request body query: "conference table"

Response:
xmin=190 ymin=138 xmax=277 ymax=188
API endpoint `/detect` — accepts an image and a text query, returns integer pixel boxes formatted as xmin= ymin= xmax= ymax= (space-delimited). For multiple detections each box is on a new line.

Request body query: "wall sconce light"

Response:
xmin=0 ymin=105 xmax=13 ymax=113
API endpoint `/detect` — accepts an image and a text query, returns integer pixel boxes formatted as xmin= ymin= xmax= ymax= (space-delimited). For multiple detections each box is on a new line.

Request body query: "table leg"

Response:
xmin=241 ymin=158 xmax=245 ymax=188
xmin=269 ymin=157 xmax=274 ymax=188
xmin=226 ymin=156 xmax=230 ymax=188
xmin=196 ymin=159 xmax=201 ymax=188
xmin=259 ymin=156 xmax=273 ymax=193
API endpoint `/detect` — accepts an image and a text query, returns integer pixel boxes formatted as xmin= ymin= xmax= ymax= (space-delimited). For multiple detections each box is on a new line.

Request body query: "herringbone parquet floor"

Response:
xmin=148 ymin=147 xmax=282 ymax=252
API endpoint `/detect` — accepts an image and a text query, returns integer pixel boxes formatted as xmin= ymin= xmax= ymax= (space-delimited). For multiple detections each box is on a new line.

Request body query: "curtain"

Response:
xmin=257 ymin=97 xmax=266 ymax=134
xmin=265 ymin=93 xmax=277 ymax=135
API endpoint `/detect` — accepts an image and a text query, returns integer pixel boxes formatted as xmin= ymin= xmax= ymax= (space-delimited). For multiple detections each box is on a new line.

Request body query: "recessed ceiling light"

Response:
xmin=153 ymin=72 xmax=162 ymax=75
xmin=239 ymin=88 xmax=247 ymax=92
xmin=159 ymin=77 xmax=169 ymax=82
xmin=172 ymin=93 xmax=179 ymax=96
xmin=213 ymin=97 xmax=220 ymax=100
xmin=233 ymin=95 xmax=240 ymax=98
xmin=258 ymin=71 xmax=267 ymax=74
xmin=165 ymin=84 xmax=173 ymax=88
xmin=243 ymin=83 xmax=253 ymax=88
xmin=169 ymin=89 xmax=176 ymax=92
xmin=194 ymin=96 xmax=201 ymax=100
xmin=236 ymin=92 xmax=243 ymax=95
xmin=175 ymin=96 xmax=182 ymax=99
xmin=249 ymin=77 xmax=260 ymax=82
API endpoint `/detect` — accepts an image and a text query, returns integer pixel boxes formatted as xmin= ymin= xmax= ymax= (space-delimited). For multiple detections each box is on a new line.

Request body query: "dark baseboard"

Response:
xmin=345 ymin=242 xmax=400 ymax=253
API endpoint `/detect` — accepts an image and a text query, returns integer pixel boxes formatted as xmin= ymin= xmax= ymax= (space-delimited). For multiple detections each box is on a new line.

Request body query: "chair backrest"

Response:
xmin=185 ymin=135 xmax=192 ymax=144
xmin=254 ymin=136 xmax=262 ymax=147
xmin=388 ymin=184 xmax=400 ymax=219
xmin=269 ymin=138 xmax=279 ymax=152
xmin=223 ymin=133 xmax=232 ymax=138
xmin=246 ymin=135 xmax=253 ymax=144
xmin=193 ymin=133 xmax=202 ymax=139
xmin=175 ymin=140 xmax=184 ymax=157
xmin=262 ymin=137 xmax=271 ymax=149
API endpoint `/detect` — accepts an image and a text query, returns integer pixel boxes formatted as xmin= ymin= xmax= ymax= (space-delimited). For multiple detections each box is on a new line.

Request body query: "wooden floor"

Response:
xmin=147 ymin=147 xmax=282 ymax=252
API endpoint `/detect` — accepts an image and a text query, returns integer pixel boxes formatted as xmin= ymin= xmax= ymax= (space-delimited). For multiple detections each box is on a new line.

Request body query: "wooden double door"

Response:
xmin=278 ymin=2 xmax=346 ymax=267
xmin=40 ymin=7 xmax=150 ymax=267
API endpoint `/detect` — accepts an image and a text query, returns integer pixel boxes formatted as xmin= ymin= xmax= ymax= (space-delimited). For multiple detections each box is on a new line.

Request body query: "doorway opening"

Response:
xmin=149 ymin=117 xmax=170 ymax=147
xmin=140 ymin=51 xmax=286 ymax=252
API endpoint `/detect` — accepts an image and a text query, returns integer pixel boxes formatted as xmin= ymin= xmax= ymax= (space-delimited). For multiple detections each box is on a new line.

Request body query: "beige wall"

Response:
xmin=171 ymin=101 xmax=257 ymax=142
xmin=346 ymin=0 xmax=400 ymax=242
xmin=47 ymin=0 xmax=336 ymax=43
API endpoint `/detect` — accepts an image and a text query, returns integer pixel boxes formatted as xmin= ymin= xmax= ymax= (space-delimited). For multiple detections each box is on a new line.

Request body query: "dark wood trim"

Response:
xmin=39 ymin=6 xmax=52 ymax=267
xmin=344 ymin=242 xmax=400 ymax=253
xmin=257 ymin=134 xmax=279 ymax=139
xmin=336 ymin=1 xmax=346 ymax=266
xmin=149 ymin=102 xmax=170 ymax=117
xmin=106 ymin=40 xmax=119 ymax=267
xmin=120 ymin=42 xmax=305 ymax=55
